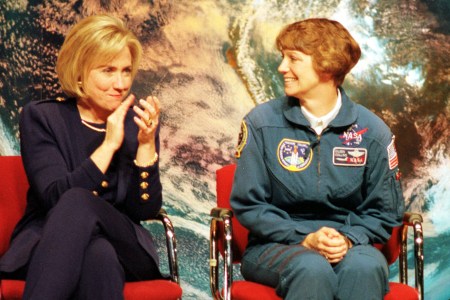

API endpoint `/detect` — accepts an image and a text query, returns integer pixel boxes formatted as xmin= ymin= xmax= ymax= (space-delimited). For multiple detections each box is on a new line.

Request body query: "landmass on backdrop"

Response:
xmin=0 ymin=0 xmax=449 ymax=299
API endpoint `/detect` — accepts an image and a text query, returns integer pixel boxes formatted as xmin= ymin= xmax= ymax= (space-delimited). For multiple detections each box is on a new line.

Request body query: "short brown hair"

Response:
xmin=56 ymin=14 xmax=142 ymax=98
xmin=276 ymin=18 xmax=361 ymax=86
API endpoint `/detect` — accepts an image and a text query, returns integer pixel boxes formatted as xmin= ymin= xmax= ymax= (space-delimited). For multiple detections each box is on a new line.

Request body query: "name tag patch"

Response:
xmin=333 ymin=147 xmax=367 ymax=166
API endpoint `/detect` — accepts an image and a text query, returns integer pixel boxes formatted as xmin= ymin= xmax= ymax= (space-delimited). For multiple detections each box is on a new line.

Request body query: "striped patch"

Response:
xmin=387 ymin=136 xmax=399 ymax=170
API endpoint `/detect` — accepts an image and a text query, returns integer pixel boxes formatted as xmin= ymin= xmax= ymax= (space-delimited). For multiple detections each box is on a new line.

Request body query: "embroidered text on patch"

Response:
xmin=339 ymin=124 xmax=368 ymax=146
xmin=277 ymin=139 xmax=312 ymax=172
xmin=333 ymin=147 xmax=367 ymax=166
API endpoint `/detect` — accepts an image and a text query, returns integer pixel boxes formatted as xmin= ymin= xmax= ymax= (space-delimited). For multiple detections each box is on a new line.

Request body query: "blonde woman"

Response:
xmin=0 ymin=15 xmax=165 ymax=299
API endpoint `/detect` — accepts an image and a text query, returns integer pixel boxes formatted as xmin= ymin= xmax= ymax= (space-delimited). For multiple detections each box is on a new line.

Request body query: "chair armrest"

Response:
xmin=210 ymin=207 xmax=233 ymax=300
xmin=211 ymin=207 xmax=233 ymax=220
xmin=152 ymin=208 xmax=180 ymax=285
xmin=403 ymin=212 xmax=423 ymax=225
xmin=399 ymin=212 xmax=424 ymax=300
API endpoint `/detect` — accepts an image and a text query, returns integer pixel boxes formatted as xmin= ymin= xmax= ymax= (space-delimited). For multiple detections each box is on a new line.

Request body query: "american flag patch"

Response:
xmin=387 ymin=136 xmax=398 ymax=170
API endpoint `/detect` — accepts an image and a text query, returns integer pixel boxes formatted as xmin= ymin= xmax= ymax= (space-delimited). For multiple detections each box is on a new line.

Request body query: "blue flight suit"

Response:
xmin=230 ymin=87 xmax=405 ymax=299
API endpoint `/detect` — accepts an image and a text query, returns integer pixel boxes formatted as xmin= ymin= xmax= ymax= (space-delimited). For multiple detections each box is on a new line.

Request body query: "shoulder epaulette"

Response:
xmin=35 ymin=97 xmax=68 ymax=104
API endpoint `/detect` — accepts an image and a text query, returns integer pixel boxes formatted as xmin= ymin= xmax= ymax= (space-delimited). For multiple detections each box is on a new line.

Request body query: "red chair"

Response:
xmin=210 ymin=164 xmax=424 ymax=300
xmin=0 ymin=156 xmax=182 ymax=300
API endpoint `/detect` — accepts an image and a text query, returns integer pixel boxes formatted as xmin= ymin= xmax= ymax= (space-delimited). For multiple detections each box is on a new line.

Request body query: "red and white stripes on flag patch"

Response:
xmin=387 ymin=136 xmax=399 ymax=170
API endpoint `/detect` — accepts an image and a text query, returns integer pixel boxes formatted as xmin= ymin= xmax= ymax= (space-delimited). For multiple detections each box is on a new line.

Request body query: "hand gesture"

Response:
xmin=133 ymin=96 xmax=160 ymax=146
xmin=103 ymin=94 xmax=135 ymax=151
xmin=301 ymin=227 xmax=351 ymax=263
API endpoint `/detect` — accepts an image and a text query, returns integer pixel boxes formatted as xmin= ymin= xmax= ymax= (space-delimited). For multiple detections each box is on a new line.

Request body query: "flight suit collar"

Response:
xmin=283 ymin=87 xmax=358 ymax=129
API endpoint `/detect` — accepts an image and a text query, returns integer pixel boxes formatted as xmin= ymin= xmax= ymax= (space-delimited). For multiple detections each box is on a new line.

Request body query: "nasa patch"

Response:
xmin=235 ymin=120 xmax=248 ymax=158
xmin=333 ymin=147 xmax=367 ymax=166
xmin=339 ymin=124 xmax=368 ymax=146
xmin=277 ymin=139 xmax=313 ymax=172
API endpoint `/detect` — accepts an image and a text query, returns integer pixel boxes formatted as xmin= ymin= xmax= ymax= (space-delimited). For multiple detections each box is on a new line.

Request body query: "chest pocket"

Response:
xmin=263 ymin=134 xmax=318 ymax=205
xmin=320 ymin=144 xmax=366 ymax=209
xmin=264 ymin=133 xmax=367 ymax=210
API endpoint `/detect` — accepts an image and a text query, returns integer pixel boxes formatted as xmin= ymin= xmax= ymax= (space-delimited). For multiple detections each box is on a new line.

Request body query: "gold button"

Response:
xmin=140 ymin=182 xmax=149 ymax=189
xmin=140 ymin=172 xmax=149 ymax=179
xmin=92 ymin=191 xmax=99 ymax=196
xmin=101 ymin=181 xmax=109 ymax=188
xmin=141 ymin=193 xmax=150 ymax=201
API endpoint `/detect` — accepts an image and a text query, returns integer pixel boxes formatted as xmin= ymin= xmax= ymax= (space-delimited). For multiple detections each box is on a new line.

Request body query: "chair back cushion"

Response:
xmin=216 ymin=164 xmax=249 ymax=262
xmin=0 ymin=156 xmax=28 ymax=256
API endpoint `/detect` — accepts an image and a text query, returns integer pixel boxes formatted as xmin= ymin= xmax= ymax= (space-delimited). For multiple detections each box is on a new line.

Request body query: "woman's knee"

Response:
xmin=338 ymin=245 xmax=388 ymax=277
xmin=51 ymin=188 xmax=101 ymax=219
xmin=335 ymin=246 xmax=388 ymax=299
xmin=242 ymin=244 xmax=337 ymax=298
xmin=241 ymin=254 xmax=280 ymax=288
xmin=59 ymin=188 xmax=95 ymax=206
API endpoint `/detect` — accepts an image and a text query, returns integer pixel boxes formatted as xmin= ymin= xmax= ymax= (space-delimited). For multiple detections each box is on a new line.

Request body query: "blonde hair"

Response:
xmin=56 ymin=15 xmax=142 ymax=98
xmin=276 ymin=18 xmax=361 ymax=86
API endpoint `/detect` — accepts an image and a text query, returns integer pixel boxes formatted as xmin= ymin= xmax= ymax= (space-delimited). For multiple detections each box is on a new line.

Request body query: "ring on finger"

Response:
xmin=145 ymin=118 xmax=153 ymax=127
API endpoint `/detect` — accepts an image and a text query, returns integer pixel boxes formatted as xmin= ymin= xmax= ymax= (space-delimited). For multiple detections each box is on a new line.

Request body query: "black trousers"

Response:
xmin=19 ymin=188 xmax=161 ymax=300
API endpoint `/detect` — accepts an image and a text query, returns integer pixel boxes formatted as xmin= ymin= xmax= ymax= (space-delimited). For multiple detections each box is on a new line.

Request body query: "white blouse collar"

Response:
xmin=301 ymin=89 xmax=342 ymax=135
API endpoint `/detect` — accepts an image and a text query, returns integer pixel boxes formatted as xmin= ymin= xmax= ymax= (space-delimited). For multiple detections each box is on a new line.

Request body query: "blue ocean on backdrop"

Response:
xmin=1 ymin=0 xmax=449 ymax=299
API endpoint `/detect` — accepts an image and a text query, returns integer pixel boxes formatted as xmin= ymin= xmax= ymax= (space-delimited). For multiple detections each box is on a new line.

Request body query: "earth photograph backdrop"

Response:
xmin=1 ymin=0 xmax=449 ymax=299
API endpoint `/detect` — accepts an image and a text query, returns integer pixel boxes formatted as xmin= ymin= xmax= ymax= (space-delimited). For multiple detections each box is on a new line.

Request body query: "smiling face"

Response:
xmin=57 ymin=15 xmax=142 ymax=100
xmin=278 ymin=49 xmax=325 ymax=100
xmin=276 ymin=19 xmax=361 ymax=88
xmin=81 ymin=47 xmax=133 ymax=120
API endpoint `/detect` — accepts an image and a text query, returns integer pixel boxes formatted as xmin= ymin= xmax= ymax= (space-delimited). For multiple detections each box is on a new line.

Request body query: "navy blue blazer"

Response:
xmin=0 ymin=98 xmax=162 ymax=272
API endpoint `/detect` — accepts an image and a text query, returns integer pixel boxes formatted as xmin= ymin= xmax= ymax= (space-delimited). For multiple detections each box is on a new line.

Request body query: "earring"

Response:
xmin=77 ymin=81 xmax=82 ymax=87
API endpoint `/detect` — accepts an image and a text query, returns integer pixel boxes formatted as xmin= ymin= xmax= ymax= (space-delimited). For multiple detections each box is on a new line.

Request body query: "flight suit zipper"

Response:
xmin=317 ymin=134 xmax=321 ymax=193
xmin=315 ymin=127 xmax=329 ymax=194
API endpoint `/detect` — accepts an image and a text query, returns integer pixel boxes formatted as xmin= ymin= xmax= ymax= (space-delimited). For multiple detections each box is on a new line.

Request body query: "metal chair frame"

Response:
xmin=210 ymin=207 xmax=424 ymax=300
xmin=155 ymin=208 xmax=181 ymax=285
